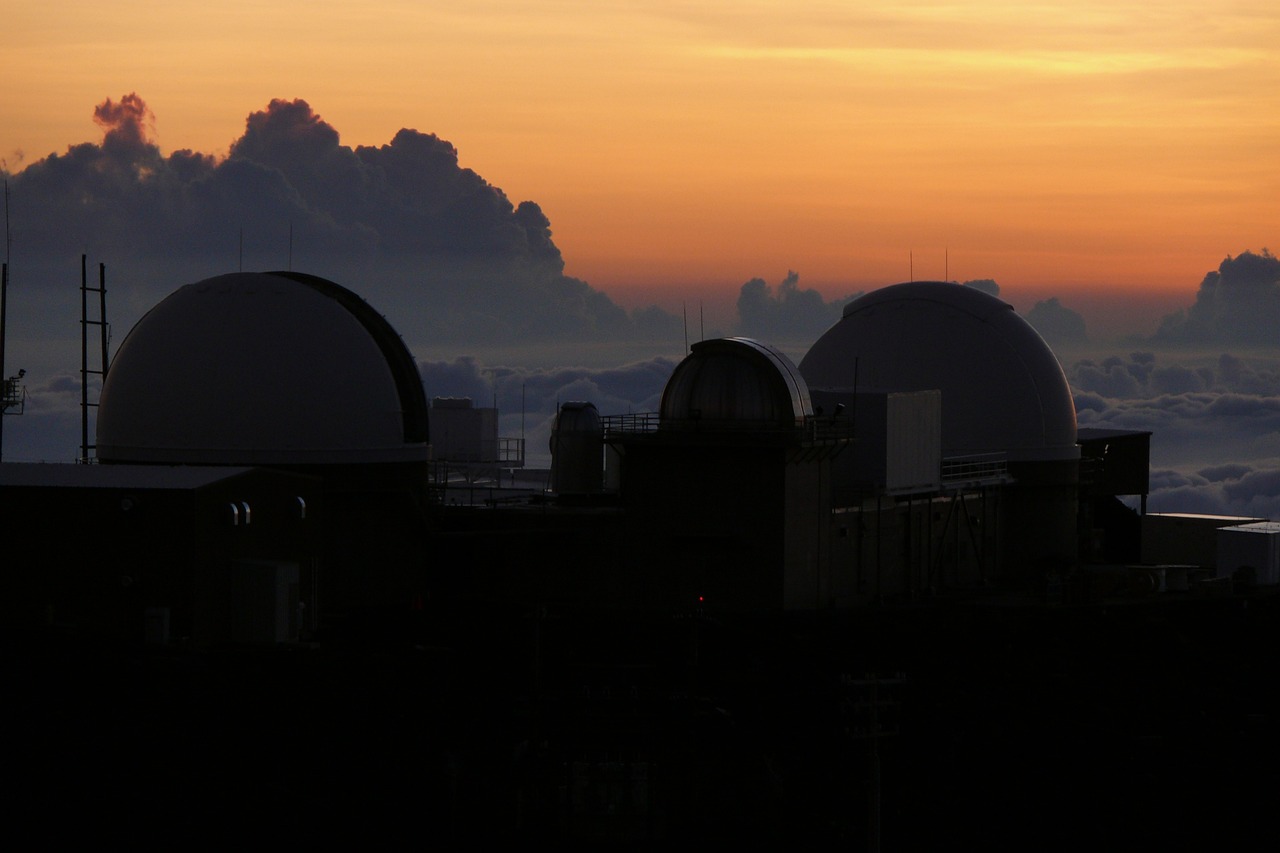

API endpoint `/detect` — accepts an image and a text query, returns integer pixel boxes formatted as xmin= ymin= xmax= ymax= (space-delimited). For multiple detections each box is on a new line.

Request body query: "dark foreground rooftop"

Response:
xmin=6 ymin=592 xmax=1280 ymax=849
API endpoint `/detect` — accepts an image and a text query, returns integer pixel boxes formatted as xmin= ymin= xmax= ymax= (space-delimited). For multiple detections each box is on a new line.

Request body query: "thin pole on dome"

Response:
xmin=288 ymin=222 xmax=293 ymax=271
xmin=683 ymin=302 xmax=689 ymax=354
xmin=909 ymin=250 xmax=913 ymax=283
xmin=700 ymin=301 xmax=704 ymax=343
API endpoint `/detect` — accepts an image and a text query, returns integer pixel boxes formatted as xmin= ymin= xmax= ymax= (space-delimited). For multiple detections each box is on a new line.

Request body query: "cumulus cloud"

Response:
xmin=1025 ymin=297 xmax=1087 ymax=344
xmin=1154 ymin=249 xmax=1280 ymax=346
xmin=962 ymin=279 xmax=1000 ymax=297
xmin=735 ymin=271 xmax=858 ymax=342
xmin=3 ymin=94 xmax=675 ymax=346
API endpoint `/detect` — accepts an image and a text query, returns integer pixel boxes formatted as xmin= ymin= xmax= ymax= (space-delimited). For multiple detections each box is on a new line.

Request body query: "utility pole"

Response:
xmin=846 ymin=672 xmax=905 ymax=853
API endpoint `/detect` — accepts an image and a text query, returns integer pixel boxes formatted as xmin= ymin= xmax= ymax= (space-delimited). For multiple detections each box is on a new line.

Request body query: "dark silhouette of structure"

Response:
xmin=4 ymin=271 xmax=1276 ymax=848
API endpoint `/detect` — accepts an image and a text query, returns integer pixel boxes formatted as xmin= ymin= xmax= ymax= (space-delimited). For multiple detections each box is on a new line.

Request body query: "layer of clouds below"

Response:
xmin=9 ymin=345 xmax=1280 ymax=521
xmin=1070 ymin=350 xmax=1280 ymax=518
xmin=3 ymin=356 xmax=676 ymax=467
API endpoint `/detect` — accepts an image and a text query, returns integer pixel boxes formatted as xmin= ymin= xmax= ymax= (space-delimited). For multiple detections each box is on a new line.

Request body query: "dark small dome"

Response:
xmin=660 ymin=337 xmax=812 ymax=430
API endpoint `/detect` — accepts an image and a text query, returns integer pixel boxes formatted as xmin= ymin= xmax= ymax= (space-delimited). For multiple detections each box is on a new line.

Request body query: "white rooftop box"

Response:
xmin=1216 ymin=521 xmax=1280 ymax=585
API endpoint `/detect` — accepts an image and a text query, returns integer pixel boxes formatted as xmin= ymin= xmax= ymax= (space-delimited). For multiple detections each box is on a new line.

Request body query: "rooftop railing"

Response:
xmin=601 ymin=412 xmax=856 ymax=443
xmin=940 ymin=453 xmax=1009 ymax=485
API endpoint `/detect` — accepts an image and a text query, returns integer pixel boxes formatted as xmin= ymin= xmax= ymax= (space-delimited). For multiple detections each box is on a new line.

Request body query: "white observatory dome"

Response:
xmin=97 ymin=271 xmax=429 ymax=465
xmin=800 ymin=282 xmax=1077 ymax=461
xmin=661 ymin=337 xmax=813 ymax=429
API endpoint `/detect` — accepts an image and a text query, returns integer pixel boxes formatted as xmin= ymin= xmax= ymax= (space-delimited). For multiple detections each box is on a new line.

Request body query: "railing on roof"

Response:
xmin=601 ymin=412 xmax=659 ymax=438
xmin=432 ymin=437 xmax=525 ymax=467
xmin=940 ymin=453 xmax=1009 ymax=486
xmin=601 ymin=412 xmax=855 ymax=443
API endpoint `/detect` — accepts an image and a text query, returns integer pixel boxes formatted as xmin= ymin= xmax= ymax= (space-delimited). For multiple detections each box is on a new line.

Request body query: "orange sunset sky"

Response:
xmin=2 ymin=1 xmax=1277 ymax=325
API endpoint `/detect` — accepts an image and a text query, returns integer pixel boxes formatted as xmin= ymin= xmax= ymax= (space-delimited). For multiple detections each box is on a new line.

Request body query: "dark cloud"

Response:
xmin=1147 ymin=463 xmax=1280 ymax=518
xmin=1071 ymin=351 xmax=1280 ymax=401
xmin=735 ymin=271 xmax=858 ymax=342
xmin=1197 ymin=463 xmax=1252 ymax=482
xmin=1154 ymin=249 xmax=1280 ymax=346
xmin=962 ymin=279 xmax=1000 ymax=297
xmin=93 ymin=93 xmax=155 ymax=154
xmin=1025 ymin=296 xmax=1087 ymax=344
xmin=1071 ymin=347 xmax=1280 ymax=516
xmin=3 ymin=94 xmax=671 ymax=346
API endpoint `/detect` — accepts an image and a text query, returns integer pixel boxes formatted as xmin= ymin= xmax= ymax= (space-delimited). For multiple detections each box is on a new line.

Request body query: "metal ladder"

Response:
xmin=80 ymin=255 xmax=109 ymax=463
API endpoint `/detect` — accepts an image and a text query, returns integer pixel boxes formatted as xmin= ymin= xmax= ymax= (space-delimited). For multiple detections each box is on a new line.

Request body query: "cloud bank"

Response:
xmin=1155 ymin=250 xmax=1280 ymax=346
xmin=1070 ymin=350 xmax=1280 ymax=518
xmin=4 ymin=94 xmax=677 ymax=345
xmin=1026 ymin=297 xmax=1087 ymax=344
xmin=735 ymin=271 xmax=857 ymax=342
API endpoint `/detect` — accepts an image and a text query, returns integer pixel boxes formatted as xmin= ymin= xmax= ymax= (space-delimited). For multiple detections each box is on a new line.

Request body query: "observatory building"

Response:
xmin=800 ymin=281 xmax=1081 ymax=581
xmin=3 ymin=270 xmax=435 ymax=643
xmin=97 ymin=271 xmax=429 ymax=466
xmin=604 ymin=337 xmax=852 ymax=611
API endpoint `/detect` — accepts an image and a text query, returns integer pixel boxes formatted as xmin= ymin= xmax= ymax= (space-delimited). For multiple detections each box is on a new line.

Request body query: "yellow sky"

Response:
xmin=3 ymin=0 xmax=1277 ymax=304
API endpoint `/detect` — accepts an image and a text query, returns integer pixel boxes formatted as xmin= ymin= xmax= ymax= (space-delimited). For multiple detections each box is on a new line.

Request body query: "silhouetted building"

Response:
xmin=95 ymin=271 xmax=432 ymax=626
xmin=801 ymin=282 xmax=1080 ymax=582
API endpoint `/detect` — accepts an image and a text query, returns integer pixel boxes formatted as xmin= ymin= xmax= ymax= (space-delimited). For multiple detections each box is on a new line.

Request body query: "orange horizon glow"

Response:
xmin=2 ymin=1 xmax=1276 ymax=311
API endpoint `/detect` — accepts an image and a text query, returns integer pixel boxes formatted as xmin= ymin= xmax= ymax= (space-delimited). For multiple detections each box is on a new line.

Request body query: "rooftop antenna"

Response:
xmin=683 ymin=302 xmax=689 ymax=354
xmin=910 ymin=250 xmax=914 ymax=282
xmin=945 ymin=247 xmax=949 ymax=283
xmin=699 ymin=301 xmax=705 ymax=343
